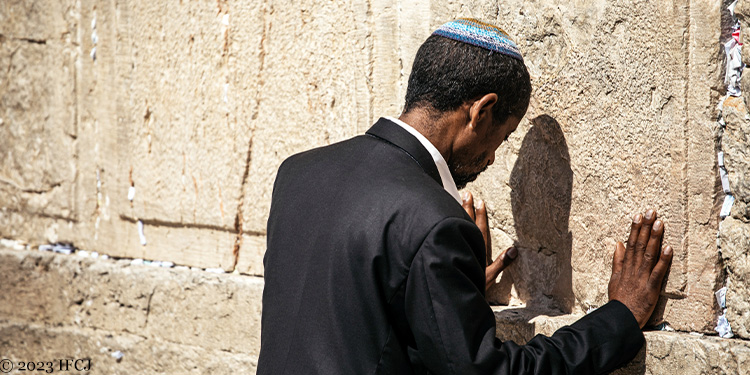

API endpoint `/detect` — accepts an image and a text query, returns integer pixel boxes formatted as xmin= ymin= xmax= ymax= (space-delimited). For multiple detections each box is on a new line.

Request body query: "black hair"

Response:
xmin=403 ymin=34 xmax=532 ymax=125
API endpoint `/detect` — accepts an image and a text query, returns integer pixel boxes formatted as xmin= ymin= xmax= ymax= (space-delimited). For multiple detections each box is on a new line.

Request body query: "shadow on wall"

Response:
xmin=493 ymin=114 xmax=574 ymax=315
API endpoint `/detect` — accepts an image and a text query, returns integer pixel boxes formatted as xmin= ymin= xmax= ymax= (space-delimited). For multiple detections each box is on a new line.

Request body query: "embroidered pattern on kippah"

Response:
xmin=432 ymin=18 xmax=523 ymax=61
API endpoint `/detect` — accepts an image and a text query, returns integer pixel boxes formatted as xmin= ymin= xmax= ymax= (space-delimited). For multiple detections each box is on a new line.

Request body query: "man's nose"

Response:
xmin=487 ymin=153 xmax=496 ymax=166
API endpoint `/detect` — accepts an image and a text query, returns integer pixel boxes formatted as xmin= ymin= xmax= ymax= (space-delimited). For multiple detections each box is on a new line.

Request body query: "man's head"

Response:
xmin=402 ymin=19 xmax=532 ymax=189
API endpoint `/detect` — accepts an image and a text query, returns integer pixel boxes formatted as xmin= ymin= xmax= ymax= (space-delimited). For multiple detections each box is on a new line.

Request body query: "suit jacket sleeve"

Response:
xmin=404 ymin=217 xmax=644 ymax=375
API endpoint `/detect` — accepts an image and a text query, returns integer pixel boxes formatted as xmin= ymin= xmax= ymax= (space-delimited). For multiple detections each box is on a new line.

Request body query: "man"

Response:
xmin=258 ymin=18 xmax=672 ymax=374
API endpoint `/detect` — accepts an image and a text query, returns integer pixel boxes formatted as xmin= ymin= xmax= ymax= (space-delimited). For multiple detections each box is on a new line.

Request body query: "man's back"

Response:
xmin=259 ymin=119 xmax=472 ymax=374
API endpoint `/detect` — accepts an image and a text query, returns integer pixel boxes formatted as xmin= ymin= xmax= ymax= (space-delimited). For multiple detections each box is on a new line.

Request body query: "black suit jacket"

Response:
xmin=258 ymin=118 xmax=644 ymax=374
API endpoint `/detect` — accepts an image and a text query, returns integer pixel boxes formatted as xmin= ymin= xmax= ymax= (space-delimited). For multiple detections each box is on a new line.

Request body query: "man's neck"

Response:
xmin=398 ymin=110 xmax=459 ymax=163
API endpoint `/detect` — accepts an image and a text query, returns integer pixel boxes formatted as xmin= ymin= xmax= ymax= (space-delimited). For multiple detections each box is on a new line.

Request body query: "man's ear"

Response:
xmin=468 ymin=93 xmax=498 ymax=130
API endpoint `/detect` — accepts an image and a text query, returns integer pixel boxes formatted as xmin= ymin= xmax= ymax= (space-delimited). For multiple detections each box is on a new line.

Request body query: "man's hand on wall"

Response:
xmin=461 ymin=192 xmax=518 ymax=291
xmin=608 ymin=209 xmax=673 ymax=328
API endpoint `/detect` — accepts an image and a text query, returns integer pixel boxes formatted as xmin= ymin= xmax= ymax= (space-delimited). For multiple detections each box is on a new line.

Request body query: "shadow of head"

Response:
xmin=493 ymin=114 xmax=575 ymax=314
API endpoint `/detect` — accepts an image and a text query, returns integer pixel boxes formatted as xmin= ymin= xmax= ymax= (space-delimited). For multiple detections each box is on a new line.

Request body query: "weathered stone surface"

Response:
xmin=0 ymin=323 xmax=258 ymax=375
xmin=720 ymin=216 xmax=750 ymax=339
xmin=5 ymin=245 xmax=750 ymax=375
xmin=240 ymin=0 xmax=373 ymax=233
xmin=0 ymin=0 xmax=77 ymax=41
xmin=0 ymin=248 xmax=263 ymax=355
xmin=110 ymin=0 xmax=258 ymax=230
xmin=722 ymin=97 xmax=750 ymax=210
xmin=237 ymin=234 xmax=266 ymax=276
xmin=493 ymin=306 xmax=750 ymax=375
xmin=65 ymin=0 xmax=268 ymax=267
xmin=0 ymin=0 xmax=78 ymax=238
xmin=0 ymin=0 xmax=735 ymax=336
xmin=718 ymin=79 xmax=750 ymax=340
xmin=422 ymin=0 xmax=723 ymax=332
xmin=736 ymin=0 xmax=750 ymax=109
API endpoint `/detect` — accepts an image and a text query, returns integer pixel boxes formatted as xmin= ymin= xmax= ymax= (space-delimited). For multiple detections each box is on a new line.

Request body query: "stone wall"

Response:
xmin=1 ymin=0 xmax=748 ymax=373
xmin=721 ymin=1 xmax=750 ymax=341
xmin=3 ymin=246 xmax=750 ymax=375
xmin=0 ymin=246 xmax=263 ymax=374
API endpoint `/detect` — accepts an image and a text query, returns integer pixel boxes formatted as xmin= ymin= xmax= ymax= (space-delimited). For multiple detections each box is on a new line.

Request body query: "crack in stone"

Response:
xmin=231 ymin=0 xmax=269 ymax=271
xmin=0 ymin=34 xmax=47 ymax=45
xmin=1 ymin=207 xmax=77 ymax=223
xmin=0 ymin=176 xmax=62 ymax=194
xmin=143 ymin=287 xmax=156 ymax=328
xmin=17 ymin=37 xmax=46 ymax=45
xmin=118 ymin=214 xmax=253 ymax=235
xmin=364 ymin=0 xmax=374 ymax=127
xmin=682 ymin=0 xmax=692 ymax=290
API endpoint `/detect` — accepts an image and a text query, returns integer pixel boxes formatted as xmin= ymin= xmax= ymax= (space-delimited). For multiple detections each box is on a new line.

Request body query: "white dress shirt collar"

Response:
xmin=385 ymin=116 xmax=462 ymax=204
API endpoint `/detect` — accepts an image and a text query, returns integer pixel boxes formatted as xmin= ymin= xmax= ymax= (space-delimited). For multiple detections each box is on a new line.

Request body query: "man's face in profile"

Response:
xmin=449 ymin=115 xmax=521 ymax=190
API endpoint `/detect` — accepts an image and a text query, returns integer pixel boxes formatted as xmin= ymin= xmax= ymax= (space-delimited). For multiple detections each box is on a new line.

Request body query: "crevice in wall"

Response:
xmin=681 ymin=0 xmax=692 ymax=295
xmin=715 ymin=0 xmax=745 ymax=339
xmin=365 ymin=0 xmax=374 ymax=127
xmin=231 ymin=0 xmax=270 ymax=272
xmin=396 ymin=0 xmax=403 ymax=93
xmin=143 ymin=286 xmax=156 ymax=328
xmin=118 ymin=214 xmax=255 ymax=235
xmin=0 ymin=177 xmax=62 ymax=194
xmin=1 ymin=46 xmax=20 ymax=99
xmin=0 ymin=207 xmax=78 ymax=223
xmin=0 ymin=34 xmax=48 ymax=45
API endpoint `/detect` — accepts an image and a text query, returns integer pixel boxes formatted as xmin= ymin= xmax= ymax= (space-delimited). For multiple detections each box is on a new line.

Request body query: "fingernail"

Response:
xmin=645 ymin=210 xmax=655 ymax=220
xmin=461 ymin=192 xmax=468 ymax=202
xmin=653 ymin=220 xmax=663 ymax=231
xmin=664 ymin=246 xmax=673 ymax=255
xmin=477 ymin=199 xmax=484 ymax=209
xmin=506 ymin=247 xmax=518 ymax=260
xmin=633 ymin=214 xmax=642 ymax=224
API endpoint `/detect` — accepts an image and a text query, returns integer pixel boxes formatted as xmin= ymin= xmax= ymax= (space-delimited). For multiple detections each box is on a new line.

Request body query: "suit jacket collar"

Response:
xmin=366 ymin=117 xmax=443 ymax=187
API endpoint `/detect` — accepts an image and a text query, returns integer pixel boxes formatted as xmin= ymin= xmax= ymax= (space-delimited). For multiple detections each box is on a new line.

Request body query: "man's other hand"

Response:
xmin=461 ymin=192 xmax=518 ymax=291
xmin=608 ymin=209 xmax=673 ymax=328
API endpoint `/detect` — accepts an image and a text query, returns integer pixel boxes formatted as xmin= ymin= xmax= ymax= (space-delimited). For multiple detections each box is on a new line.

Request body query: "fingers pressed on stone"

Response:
xmin=496 ymin=246 xmax=517 ymax=270
xmin=462 ymin=191 xmax=475 ymax=221
xmin=476 ymin=200 xmax=488 ymax=233
xmin=475 ymin=200 xmax=491 ymax=259
xmin=641 ymin=220 xmax=664 ymax=273
xmin=635 ymin=210 xmax=656 ymax=259
xmin=612 ymin=241 xmax=625 ymax=278
xmin=486 ymin=247 xmax=516 ymax=290
xmin=485 ymin=258 xmax=502 ymax=290
xmin=649 ymin=245 xmax=673 ymax=289
xmin=487 ymin=258 xmax=503 ymax=278
xmin=626 ymin=214 xmax=642 ymax=259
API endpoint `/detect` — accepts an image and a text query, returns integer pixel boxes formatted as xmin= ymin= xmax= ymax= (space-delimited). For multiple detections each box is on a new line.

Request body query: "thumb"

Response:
xmin=485 ymin=247 xmax=518 ymax=290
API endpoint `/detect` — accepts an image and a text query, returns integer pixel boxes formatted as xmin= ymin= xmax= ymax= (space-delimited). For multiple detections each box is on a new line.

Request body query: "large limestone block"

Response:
xmin=0 ymin=323 xmax=258 ymax=375
xmin=236 ymin=234 xmax=266 ymax=276
xmin=240 ymin=0 xmax=373 ymax=232
xmin=719 ymin=95 xmax=750 ymax=339
xmin=143 ymin=268 xmax=263 ymax=354
xmin=735 ymin=0 xmax=750 ymax=109
xmin=720 ymin=216 xmax=750 ymax=339
xmin=0 ymin=248 xmax=264 ymax=355
xmin=69 ymin=0 xmax=265 ymax=267
xmin=493 ymin=306 xmax=750 ymax=375
xmin=370 ymin=0 xmax=404 ymax=118
xmin=112 ymin=0 xmax=258 ymax=229
xmin=429 ymin=0 xmax=721 ymax=331
xmin=722 ymin=97 xmax=750 ymax=209
xmin=124 ymin=0 xmax=253 ymax=226
xmin=0 ymin=0 xmax=78 ymax=240
xmin=0 ymin=0 xmax=76 ymax=41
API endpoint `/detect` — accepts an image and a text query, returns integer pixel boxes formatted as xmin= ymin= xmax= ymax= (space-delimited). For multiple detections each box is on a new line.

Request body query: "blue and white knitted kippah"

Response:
xmin=432 ymin=18 xmax=523 ymax=61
